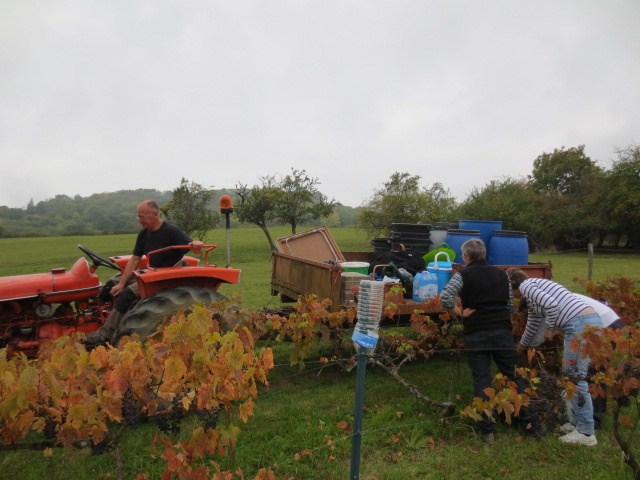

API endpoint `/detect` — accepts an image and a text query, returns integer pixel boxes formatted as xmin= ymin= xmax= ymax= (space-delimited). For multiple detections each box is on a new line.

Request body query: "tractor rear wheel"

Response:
xmin=112 ymin=286 xmax=226 ymax=345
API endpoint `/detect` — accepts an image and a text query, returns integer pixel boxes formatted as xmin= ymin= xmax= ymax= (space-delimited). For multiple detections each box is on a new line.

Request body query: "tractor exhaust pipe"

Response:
xmin=220 ymin=195 xmax=234 ymax=268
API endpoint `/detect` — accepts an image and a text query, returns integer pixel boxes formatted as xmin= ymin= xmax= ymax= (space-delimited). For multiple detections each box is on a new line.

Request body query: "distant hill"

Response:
xmin=0 ymin=188 xmax=358 ymax=238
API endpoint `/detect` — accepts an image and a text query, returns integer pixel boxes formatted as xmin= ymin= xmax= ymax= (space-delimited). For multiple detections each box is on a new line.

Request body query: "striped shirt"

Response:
xmin=439 ymin=272 xmax=464 ymax=309
xmin=519 ymin=278 xmax=590 ymax=346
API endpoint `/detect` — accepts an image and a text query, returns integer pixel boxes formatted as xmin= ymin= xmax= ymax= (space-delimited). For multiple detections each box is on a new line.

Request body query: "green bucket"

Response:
xmin=423 ymin=243 xmax=457 ymax=265
xmin=340 ymin=261 xmax=370 ymax=275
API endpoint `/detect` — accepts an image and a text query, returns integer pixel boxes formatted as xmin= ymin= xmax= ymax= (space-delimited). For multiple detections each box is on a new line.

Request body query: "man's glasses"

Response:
xmin=136 ymin=213 xmax=153 ymax=220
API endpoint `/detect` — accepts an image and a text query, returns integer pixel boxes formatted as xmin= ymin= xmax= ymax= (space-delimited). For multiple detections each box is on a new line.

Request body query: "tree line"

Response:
xmin=357 ymin=144 xmax=639 ymax=250
xmin=1 ymin=145 xmax=638 ymax=251
xmin=0 ymin=171 xmax=356 ymax=242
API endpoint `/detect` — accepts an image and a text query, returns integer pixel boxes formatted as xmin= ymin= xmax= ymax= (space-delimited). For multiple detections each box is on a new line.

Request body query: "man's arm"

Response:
xmin=189 ymin=241 xmax=204 ymax=254
xmin=110 ymin=255 xmax=141 ymax=296
xmin=440 ymin=273 xmax=464 ymax=317
xmin=517 ymin=309 xmax=544 ymax=353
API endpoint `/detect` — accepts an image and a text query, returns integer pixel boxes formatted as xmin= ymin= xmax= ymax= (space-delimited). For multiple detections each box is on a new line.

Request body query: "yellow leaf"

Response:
xmin=239 ymin=398 xmax=255 ymax=423
xmin=261 ymin=348 xmax=274 ymax=369
xmin=43 ymin=448 xmax=53 ymax=457
xmin=225 ymin=350 xmax=244 ymax=371
xmin=163 ymin=357 xmax=186 ymax=384
xmin=67 ymin=404 xmax=88 ymax=429
xmin=180 ymin=395 xmax=192 ymax=411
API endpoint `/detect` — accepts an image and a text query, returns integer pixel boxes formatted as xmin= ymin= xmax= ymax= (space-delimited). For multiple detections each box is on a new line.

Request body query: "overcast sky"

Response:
xmin=1 ymin=1 xmax=639 ymax=209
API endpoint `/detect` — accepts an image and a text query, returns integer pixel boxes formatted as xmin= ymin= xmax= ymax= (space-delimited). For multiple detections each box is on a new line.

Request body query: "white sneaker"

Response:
xmin=559 ymin=422 xmax=576 ymax=434
xmin=559 ymin=430 xmax=597 ymax=446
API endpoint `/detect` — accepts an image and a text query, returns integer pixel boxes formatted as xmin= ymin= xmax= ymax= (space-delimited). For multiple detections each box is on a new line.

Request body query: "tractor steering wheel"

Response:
xmin=78 ymin=245 xmax=119 ymax=270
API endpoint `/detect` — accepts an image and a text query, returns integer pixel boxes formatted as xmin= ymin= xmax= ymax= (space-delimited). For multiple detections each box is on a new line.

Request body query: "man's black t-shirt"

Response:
xmin=133 ymin=221 xmax=192 ymax=268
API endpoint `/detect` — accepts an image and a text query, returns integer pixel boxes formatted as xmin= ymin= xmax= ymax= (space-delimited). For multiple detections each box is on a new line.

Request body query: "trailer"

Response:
xmin=270 ymin=227 xmax=552 ymax=315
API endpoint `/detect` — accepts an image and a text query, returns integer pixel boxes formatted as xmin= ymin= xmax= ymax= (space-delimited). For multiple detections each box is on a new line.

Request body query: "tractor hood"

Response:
xmin=0 ymin=257 xmax=101 ymax=302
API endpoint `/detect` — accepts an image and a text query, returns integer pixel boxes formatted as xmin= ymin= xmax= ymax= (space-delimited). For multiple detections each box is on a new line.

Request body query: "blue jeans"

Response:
xmin=562 ymin=312 xmax=602 ymax=436
xmin=465 ymin=329 xmax=526 ymax=434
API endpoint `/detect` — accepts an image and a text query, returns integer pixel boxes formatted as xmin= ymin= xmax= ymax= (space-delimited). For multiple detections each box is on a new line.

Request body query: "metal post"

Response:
xmin=349 ymin=279 xmax=384 ymax=480
xmin=225 ymin=213 xmax=231 ymax=268
xmin=349 ymin=353 xmax=368 ymax=480
xmin=219 ymin=195 xmax=234 ymax=268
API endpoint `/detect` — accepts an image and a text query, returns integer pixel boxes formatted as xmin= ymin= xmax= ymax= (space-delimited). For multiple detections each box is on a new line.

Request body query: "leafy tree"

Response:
xmin=235 ymin=177 xmax=281 ymax=251
xmin=357 ymin=172 xmax=456 ymax=239
xmin=528 ymin=146 xmax=605 ymax=249
xmin=455 ymin=178 xmax=545 ymax=248
xmin=334 ymin=204 xmax=359 ymax=226
xmin=274 ymin=168 xmax=336 ymax=234
xmin=530 ymin=145 xmax=598 ymax=195
xmin=322 ymin=211 xmax=342 ymax=228
xmin=161 ymin=178 xmax=220 ymax=241
xmin=604 ymin=144 xmax=640 ymax=248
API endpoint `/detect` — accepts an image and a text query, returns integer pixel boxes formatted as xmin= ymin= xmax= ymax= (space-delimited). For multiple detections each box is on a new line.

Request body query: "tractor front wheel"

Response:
xmin=112 ymin=286 xmax=226 ymax=345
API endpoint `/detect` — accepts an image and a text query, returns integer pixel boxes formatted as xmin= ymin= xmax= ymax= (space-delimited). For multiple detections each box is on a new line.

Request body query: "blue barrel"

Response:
xmin=444 ymin=229 xmax=480 ymax=265
xmin=488 ymin=230 xmax=529 ymax=265
xmin=459 ymin=220 xmax=502 ymax=248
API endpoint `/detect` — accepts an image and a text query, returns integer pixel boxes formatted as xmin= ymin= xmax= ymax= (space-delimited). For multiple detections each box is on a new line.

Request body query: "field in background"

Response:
xmin=1 ymin=226 xmax=637 ymax=312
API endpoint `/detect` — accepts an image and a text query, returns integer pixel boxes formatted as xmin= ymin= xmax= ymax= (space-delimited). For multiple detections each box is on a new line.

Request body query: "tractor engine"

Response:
xmin=0 ymin=257 xmax=108 ymax=357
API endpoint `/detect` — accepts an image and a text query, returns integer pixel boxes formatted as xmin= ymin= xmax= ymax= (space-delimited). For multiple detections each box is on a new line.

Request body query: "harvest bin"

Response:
xmin=271 ymin=227 xmax=552 ymax=314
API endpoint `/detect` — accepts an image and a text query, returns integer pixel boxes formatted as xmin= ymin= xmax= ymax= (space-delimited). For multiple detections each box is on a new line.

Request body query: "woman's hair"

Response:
xmin=506 ymin=267 xmax=529 ymax=289
xmin=461 ymin=238 xmax=486 ymax=262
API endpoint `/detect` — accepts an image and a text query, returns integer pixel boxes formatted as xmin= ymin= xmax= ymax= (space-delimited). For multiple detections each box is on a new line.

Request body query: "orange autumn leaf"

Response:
xmin=335 ymin=421 xmax=351 ymax=433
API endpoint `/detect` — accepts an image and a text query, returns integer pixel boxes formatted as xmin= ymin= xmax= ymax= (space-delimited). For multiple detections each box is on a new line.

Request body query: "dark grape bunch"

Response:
xmin=121 ymin=387 xmax=140 ymax=429
xmin=196 ymin=406 xmax=221 ymax=430
xmin=527 ymin=370 xmax=566 ymax=426
xmin=43 ymin=417 xmax=57 ymax=440
xmin=156 ymin=395 xmax=185 ymax=435
xmin=91 ymin=440 xmax=107 ymax=456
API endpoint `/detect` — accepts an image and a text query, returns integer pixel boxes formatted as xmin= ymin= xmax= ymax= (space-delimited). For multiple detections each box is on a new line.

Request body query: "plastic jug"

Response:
xmin=418 ymin=270 xmax=439 ymax=301
xmin=412 ymin=271 xmax=425 ymax=300
xmin=412 ymin=270 xmax=439 ymax=302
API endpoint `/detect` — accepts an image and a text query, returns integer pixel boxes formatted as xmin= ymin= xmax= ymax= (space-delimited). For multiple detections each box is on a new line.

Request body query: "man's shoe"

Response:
xmin=482 ymin=432 xmax=495 ymax=444
xmin=559 ymin=430 xmax=597 ymax=446
xmin=559 ymin=422 xmax=576 ymax=434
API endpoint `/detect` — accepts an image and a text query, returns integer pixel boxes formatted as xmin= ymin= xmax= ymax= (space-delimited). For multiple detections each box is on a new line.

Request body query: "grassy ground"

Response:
xmin=0 ymin=348 xmax=629 ymax=480
xmin=0 ymin=227 xmax=638 ymax=478
xmin=1 ymin=226 xmax=635 ymax=311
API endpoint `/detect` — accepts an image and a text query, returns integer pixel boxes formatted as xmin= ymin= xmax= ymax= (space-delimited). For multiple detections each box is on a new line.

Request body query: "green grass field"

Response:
xmin=1 ymin=226 xmax=636 ymax=311
xmin=0 ymin=227 xmax=638 ymax=479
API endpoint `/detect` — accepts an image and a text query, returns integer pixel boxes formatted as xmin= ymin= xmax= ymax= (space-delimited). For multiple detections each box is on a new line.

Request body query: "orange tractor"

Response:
xmin=0 ymin=197 xmax=240 ymax=357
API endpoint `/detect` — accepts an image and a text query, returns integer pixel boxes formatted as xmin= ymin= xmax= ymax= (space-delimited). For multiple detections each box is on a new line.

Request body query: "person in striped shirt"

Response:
xmin=507 ymin=267 xmax=603 ymax=446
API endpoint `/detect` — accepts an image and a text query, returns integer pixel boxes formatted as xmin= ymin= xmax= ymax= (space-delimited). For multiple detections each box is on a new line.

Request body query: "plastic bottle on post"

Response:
xmin=352 ymin=280 xmax=385 ymax=355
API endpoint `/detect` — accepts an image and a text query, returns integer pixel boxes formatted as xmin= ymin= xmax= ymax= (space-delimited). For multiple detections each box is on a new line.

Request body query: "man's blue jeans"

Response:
xmin=562 ymin=312 xmax=602 ymax=436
